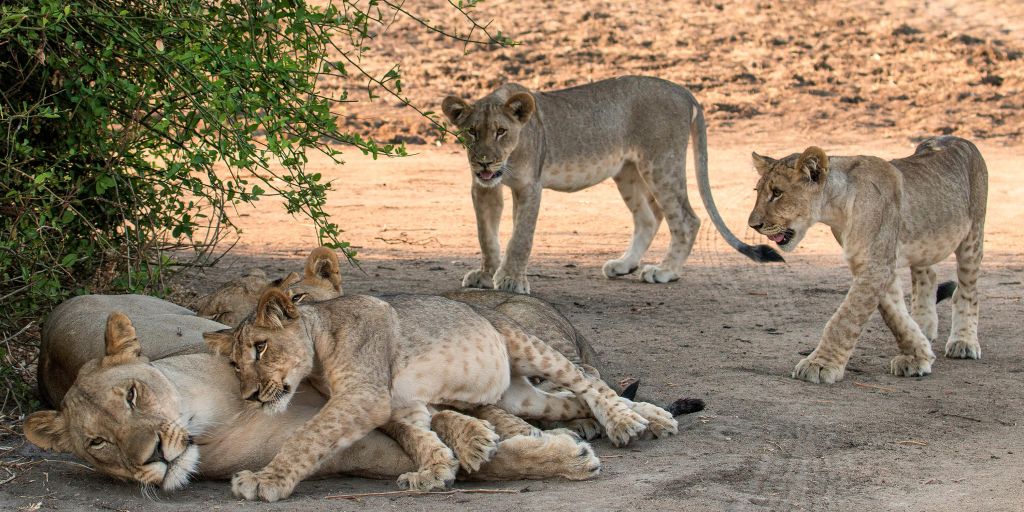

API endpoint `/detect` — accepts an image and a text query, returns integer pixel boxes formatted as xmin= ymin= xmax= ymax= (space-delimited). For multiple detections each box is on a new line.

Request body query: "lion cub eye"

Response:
xmin=254 ymin=341 xmax=268 ymax=361
xmin=229 ymin=360 xmax=240 ymax=372
xmin=495 ymin=127 xmax=507 ymax=138
xmin=89 ymin=438 xmax=108 ymax=449
xmin=770 ymin=188 xmax=783 ymax=201
xmin=464 ymin=129 xmax=477 ymax=141
xmin=126 ymin=384 xmax=138 ymax=409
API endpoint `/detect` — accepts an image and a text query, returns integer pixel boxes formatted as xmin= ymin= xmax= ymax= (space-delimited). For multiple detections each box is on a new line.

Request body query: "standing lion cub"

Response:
xmin=747 ymin=136 xmax=987 ymax=383
xmin=442 ymin=75 xmax=781 ymax=294
xmin=205 ymin=288 xmax=675 ymax=501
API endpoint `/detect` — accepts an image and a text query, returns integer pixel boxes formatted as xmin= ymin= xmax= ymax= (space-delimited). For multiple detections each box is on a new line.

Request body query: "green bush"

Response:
xmin=0 ymin=0 xmax=509 ymax=414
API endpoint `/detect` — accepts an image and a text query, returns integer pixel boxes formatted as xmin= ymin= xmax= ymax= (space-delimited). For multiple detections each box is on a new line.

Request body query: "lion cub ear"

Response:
xmin=24 ymin=410 xmax=72 ymax=453
xmin=255 ymin=288 xmax=300 ymax=328
xmin=796 ymin=146 xmax=829 ymax=183
xmin=504 ymin=92 xmax=535 ymax=124
xmin=751 ymin=152 xmax=775 ymax=176
xmin=442 ymin=96 xmax=471 ymax=126
xmin=203 ymin=329 xmax=235 ymax=356
xmin=305 ymin=246 xmax=342 ymax=292
xmin=103 ymin=312 xmax=143 ymax=365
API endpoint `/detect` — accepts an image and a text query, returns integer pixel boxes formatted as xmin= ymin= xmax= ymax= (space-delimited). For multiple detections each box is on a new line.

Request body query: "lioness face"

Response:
xmin=24 ymin=313 xmax=200 ymax=491
xmin=442 ymin=92 xmax=536 ymax=188
xmin=747 ymin=147 xmax=830 ymax=252
xmin=206 ymin=289 xmax=312 ymax=415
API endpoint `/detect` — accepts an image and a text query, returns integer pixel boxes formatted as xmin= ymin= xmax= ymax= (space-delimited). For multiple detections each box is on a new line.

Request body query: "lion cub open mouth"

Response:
xmin=767 ymin=229 xmax=794 ymax=246
xmin=475 ymin=169 xmax=503 ymax=182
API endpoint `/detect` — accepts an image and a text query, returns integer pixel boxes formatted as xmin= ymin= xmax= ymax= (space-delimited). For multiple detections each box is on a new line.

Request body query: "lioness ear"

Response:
xmin=442 ymin=96 xmax=471 ymax=126
xmin=255 ymin=288 xmax=299 ymax=328
xmin=796 ymin=146 xmax=829 ymax=183
xmin=751 ymin=152 xmax=775 ymax=176
xmin=24 ymin=410 xmax=71 ymax=453
xmin=504 ymin=92 xmax=535 ymax=124
xmin=305 ymin=246 xmax=342 ymax=292
xmin=103 ymin=312 xmax=142 ymax=364
xmin=203 ymin=329 xmax=234 ymax=356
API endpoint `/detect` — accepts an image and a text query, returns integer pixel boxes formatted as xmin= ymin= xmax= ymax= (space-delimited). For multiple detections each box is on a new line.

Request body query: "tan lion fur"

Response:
xmin=748 ymin=136 xmax=987 ymax=383
xmin=24 ymin=299 xmax=603 ymax=493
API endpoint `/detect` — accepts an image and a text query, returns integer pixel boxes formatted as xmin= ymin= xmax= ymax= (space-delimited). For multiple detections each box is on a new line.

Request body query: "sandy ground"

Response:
xmin=3 ymin=1 xmax=1023 ymax=510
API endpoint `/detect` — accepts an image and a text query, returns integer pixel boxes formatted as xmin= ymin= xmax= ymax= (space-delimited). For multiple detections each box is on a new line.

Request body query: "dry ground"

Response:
xmin=2 ymin=1 xmax=1022 ymax=510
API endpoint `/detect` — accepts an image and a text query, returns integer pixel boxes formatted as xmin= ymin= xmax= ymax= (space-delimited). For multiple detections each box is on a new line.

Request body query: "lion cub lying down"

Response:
xmin=748 ymin=136 xmax=987 ymax=383
xmin=24 ymin=297 xmax=603 ymax=493
xmin=205 ymin=288 xmax=676 ymax=501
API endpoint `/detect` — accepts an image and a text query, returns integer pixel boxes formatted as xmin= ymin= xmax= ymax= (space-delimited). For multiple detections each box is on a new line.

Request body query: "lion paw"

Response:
xmin=493 ymin=269 xmax=530 ymax=294
xmin=792 ymin=356 xmax=845 ymax=384
xmin=630 ymin=401 xmax=678 ymax=439
xmin=396 ymin=460 xmax=458 ymax=491
xmin=945 ymin=338 xmax=981 ymax=359
xmin=560 ymin=418 xmax=603 ymax=441
xmin=562 ymin=437 xmax=602 ymax=480
xmin=602 ymin=259 xmax=638 ymax=278
xmin=639 ymin=265 xmax=679 ymax=284
xmin=451 ymin=421 xmax=500 ymax=473
xmin=462 ymin=269 xmax=494 ymax=289
xmin=890 ymin=354 xmax=933 ymax=377
xmin=231 ymin=469 xmax=294 ymax=502
xmin=602 ymin=408 xmax=649 ymax=447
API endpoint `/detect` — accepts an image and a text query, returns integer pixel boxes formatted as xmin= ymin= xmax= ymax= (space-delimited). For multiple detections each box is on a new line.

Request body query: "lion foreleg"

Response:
xmin=381 ymin=405 xmax=461 ymax=490
xmin=879 ymin=276 xmax=936 ymax=377
xmin=464 ymin=184 xmax=504 ymax=289
xmin=493 ymin=184 xmax=542 ymax=294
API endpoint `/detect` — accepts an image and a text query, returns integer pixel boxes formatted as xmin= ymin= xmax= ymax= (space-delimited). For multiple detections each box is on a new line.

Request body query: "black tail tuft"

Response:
xmin=619 ymin=380 xmax=640 ymax=400
xmin=740 ymin=244 xmax=786 ymax=263
xmin=665 ymin=397 xmax=706 ymax=417
xmin=936 ymin=281 xmax=957 ymax=303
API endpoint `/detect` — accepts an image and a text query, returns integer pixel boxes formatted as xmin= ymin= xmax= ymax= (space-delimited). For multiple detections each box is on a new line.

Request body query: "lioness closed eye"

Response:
xmin=748 ymin=136 xmax=987 ymax=384
xmin=442 ymin=75 xmax=781 ymax=294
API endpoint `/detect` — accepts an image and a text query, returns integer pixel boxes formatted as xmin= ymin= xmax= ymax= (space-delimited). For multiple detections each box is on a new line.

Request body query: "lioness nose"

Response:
xmin=246 ymin=390 xmax=260 ymax=402
xmin=749 ymin=222 xmax=763 ymax=230
xmin=144 ymin=439 xmax=167 ymax=465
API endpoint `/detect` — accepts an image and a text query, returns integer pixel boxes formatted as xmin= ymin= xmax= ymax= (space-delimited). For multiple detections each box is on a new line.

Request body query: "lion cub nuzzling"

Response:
xmin=204 ymin=288 xmax=668 ymax=502
xmin=748 ymin=136 xmax=987 ymax=384
xmin=443 ymin=75 xmax=781 ymax=294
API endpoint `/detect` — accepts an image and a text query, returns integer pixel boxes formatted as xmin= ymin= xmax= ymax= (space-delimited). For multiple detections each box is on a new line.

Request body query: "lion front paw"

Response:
xmin=792 ymin=356 xmax=845 ymax=384
xmin=560 ymin=418 xmax=603 ymax=441
xmin=639 ymin=265 xmax=679 ymax=284
xmin=602 ymin=407 xmax=649 ymax=447
xmin=630 ymin=401 xmax=678 ymax=439
xmin=451 ymin=420 xmax=500 ymax=473
xmin=462 ymin=269 xmax=494 ymax=289
xmin=493 ymin=269 xmax=530 ymax=294
xmin=602 ymin=259 xmax=638 ymax=278
xmin=945 ymin=338 xmax=981 ymax=359
xmin=890 ymin=354 xmax=933 ymax=377
xmin=231 ymin=469 xmax=295 ymax=502
xmin=396 ymin=459 xmax=458 ymax=491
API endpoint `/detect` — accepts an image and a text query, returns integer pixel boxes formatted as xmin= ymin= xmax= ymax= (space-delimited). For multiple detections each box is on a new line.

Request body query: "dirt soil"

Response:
xmin=3 ymin=1 xmax=1023 ymax=511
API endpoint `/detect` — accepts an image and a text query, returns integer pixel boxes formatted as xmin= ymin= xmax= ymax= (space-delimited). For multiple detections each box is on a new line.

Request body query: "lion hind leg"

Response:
xmin=879 ymin=276 xmax=936 ymax=377
xmin=495 ymin=376 xmax=590 ymax=421
xmin=468 ymin=432 xmax=601 ymax=482
xmin=469 ymin=404 xmax=542 ymax=439
xmin=429 ymin=409 xmax=500 ymax=473
xmin=910 ymin=265 xmax=939 ymax=341
xmin=946 ymin=226 xmax=984 ymax=359
xmin=637 ymin=155 xmax=700 ymax=284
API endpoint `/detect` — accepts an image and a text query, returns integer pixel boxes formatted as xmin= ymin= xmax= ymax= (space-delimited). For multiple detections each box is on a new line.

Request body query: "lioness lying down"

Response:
xmin=748 ymin=136 xmax=987 ymax=383
xmin=206 ymin=288 xmax=677 ymax=501
xmin=24 ymin=295 xmax=602 ymax=493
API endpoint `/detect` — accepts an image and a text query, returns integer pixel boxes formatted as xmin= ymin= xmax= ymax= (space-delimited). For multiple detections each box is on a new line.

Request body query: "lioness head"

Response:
xmin=441 ymin=89 xmax=536 ymax=187
xmin=204 ymin=289 xmax=311 ymax=414
xmin=24 ymin=313 xmax=200 ymax=491
xmin=747 ymin=146 xmax=830 ymax=252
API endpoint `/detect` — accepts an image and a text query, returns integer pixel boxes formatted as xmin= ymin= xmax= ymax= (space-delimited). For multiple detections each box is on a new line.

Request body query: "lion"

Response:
xmin=204 ymin=287 xmax=678 ymax=501
xmin=441 ymin=75 xmax=782 ymax=294
xmin=24 ymin=296 xmax=603 ymax=494
xmin=747 ymin=136 xmax=987 ymax=384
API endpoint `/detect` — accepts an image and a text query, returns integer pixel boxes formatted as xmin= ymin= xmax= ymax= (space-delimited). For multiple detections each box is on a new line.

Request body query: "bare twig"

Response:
xmin=895 ymin=440 xmax=929 ymax=446
xmin=325 ymin=488 xmax=522 ymax=500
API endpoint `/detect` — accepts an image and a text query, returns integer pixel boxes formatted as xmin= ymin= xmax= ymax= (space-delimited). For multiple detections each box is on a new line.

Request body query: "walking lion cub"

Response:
xmin=204 ymin=288 xmax=675 ymax=501
xmin=748 ymin=136 xmax=987 ymax=383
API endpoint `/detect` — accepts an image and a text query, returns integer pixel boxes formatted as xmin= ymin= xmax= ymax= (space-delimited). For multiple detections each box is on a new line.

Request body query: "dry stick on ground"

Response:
xmin=895 ymin=440 xmax=929 ymax=446
xmin=326 ymin=488 xmax=522 ymax=500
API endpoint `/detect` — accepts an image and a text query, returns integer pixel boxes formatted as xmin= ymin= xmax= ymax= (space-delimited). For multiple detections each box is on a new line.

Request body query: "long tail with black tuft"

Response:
xmin=936 ymin=281 xmax=957 ymax=303
xmin=665 ymin=397 xmax=706 ymax=417
xmin=690 ymin=101 xmax=784 ymax=263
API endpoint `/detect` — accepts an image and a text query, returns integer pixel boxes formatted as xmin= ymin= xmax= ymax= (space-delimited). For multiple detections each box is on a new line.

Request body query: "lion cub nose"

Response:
xmin=749 ymin=222 xmax=764 ymax=230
